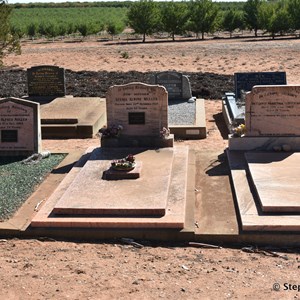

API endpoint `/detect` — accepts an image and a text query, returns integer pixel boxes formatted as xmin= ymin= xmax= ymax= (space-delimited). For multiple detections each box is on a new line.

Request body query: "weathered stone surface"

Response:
xmin=245 ymin=85 xmax=300 ymax=136
xmin=0 ymin=97 xmax=41 ymax=156
xmin=106 ymin=82 xmax=168 ymax=137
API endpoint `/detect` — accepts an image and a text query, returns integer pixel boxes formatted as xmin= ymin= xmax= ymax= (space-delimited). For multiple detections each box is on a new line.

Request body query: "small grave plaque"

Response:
xmin=27 ymin=65 xmax=66 ymax=97
xmin=0 ymin=97 xmax=41 ymax=156
xmin=235 ymin=72 xmax=286 ymax=99
xmin=1 ymin=130 xmax=18 ymax=143
xmin=128 ymin=112 xmax=145 ymax=125
xmin=245 ymin=85 xmax=300 ymax=136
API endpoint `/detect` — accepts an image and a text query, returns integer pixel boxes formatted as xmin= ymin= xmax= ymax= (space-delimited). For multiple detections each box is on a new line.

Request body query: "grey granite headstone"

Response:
xmin=235 ymin=72 xmax=286 ymax=99
xmin=151 ymin=71 xmax=192 ymax=101
xmin=27 ymin=65 xmax=66 ymax=97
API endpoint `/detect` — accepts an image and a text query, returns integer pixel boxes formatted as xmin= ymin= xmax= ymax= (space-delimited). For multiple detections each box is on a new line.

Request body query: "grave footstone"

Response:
xmin=0 ymin=97 xmax=41 ymax=156
xmin=27 ymin=65 xmax=66 ymax=99
xmin=102 ymin=82 xmax=173 ymax=148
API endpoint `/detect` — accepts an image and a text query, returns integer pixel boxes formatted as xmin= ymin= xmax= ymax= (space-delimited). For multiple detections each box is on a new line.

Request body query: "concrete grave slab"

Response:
xmin=53 ymin=147 xmax=174 ymax=216
xmin=227 ymin=150 xmax=300 ymax=231
xmin=31 ymin=145 xmax=189 ymax=229
xmin=41 ymin=97 xmax=106 ymax=138
xmin=246 ymin=152 xmax=300 ymax=212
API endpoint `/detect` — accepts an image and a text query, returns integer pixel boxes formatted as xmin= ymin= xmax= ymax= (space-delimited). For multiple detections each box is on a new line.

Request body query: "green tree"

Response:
xmin=44 ymin=22 xmax=59 ymax=40
xmin=127 ymin=0 xmax=159 ymax=42
xmin=244 ymin=0 xmax=262 ymax=37
xmin=0 ymin=0 xmax=20 ymax=67
xmin=287 ymin=0 xmax=300 ymax=34
xmin=10 ymin=24 xmax=25 ymax=39
xmin=106 ymin=22 xmax=124 ymax=40
xmin=257 ymin=1 xmax=273 ymax=33
xmin=160 ymin=2 xmax=188 ymax=41
xmin=77 ymin=23 xmax=90 ymax=38
xmin=188 ymin=0 xmax=220 ymax=40
xmin=57 ymin=23 xmax=67 ymax=38
xmin=222 ymin=9 xmax=244 ymax=38
xmin=260 ymin=1 xmax=291 ymax=39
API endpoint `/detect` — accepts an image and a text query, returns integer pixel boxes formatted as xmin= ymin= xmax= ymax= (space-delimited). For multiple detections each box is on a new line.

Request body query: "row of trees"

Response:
xmin=10 ymin=7 xmax=127 ymax=40
xmin=8 ymin=0 xmax=300 ymax=42
xmin=128 ymin=0 xmax=300 ymax=42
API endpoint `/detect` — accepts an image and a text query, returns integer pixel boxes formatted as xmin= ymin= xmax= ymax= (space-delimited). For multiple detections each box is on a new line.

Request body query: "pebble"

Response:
xmin=168 ymin=100 xmax=196 ymax=125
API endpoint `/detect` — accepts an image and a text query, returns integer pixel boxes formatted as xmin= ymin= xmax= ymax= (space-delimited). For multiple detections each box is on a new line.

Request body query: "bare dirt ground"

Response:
xmin=2 ymin=37 xmax=300 ymax=299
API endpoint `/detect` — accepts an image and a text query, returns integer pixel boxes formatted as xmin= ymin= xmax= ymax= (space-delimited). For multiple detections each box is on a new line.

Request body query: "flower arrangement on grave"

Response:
xmin=111 ymin=154 xmax=136 ymax=171
xmin=98 ymin=124 xmax=123 ymax=138
xmin=160 ymin=127 xmax=170 ymax=139
xmin=232 ymin=124 xmax=246 ymax=137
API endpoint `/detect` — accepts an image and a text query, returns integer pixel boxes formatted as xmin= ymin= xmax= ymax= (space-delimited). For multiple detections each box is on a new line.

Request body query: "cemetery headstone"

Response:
xmin=153 ymin=71 xmax=193 ymax=101
xmin=27 ymin=65 xmax=66 ymax=98
xmin=223 ymin=71 xmax=287 ymax=130
xmin=235 ymin=71 xmax=286 ymax=99
xmin=245 ymin=85 xmax=300 ymax=136
xmin=103 ymin=82 xmax=173 ymax=147
xmin=0 ymin=97 xmax=41 ymax=156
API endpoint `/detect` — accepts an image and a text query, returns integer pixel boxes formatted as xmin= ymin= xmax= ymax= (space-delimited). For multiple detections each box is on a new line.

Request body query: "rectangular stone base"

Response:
xmin=101 ymin=134 xmax=174 ymax=148
xmin=103 ymin=161 xmax=142 ymax=180
xmin=228 ymin=136 xmax=300 ymax=151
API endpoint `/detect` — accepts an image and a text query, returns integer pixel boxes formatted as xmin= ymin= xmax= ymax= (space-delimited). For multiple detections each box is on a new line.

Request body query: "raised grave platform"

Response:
xmin=227 ymin=150 xmax=300 ymax=231
xmin=39 ymin=97 xmax=205 ymax=140
xmin=169 ymin=98 xmax=206 ymax=139
xmin=31 ymin=145 xmax=191 ymax=229
xmin=40 ymin=97 xmax=106 ymax=138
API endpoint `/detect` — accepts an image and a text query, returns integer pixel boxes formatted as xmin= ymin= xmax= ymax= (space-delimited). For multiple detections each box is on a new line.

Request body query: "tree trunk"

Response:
xmin=255 ymin=28 xmax=258 ymax=37
xmin=143 ymin=33 xmax=146 ymax=43
xmin=201 ymin=31 xmax=204 ymax=40
xmin=172 ymin=32 xmax=175 ymax=41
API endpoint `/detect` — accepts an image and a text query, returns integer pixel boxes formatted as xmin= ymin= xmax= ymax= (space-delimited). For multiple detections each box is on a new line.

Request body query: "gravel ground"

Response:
xmin=0 ymin=154 xmax=65 ymax=221
xmin=168 ymin=100 xmax=195 ymax=125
